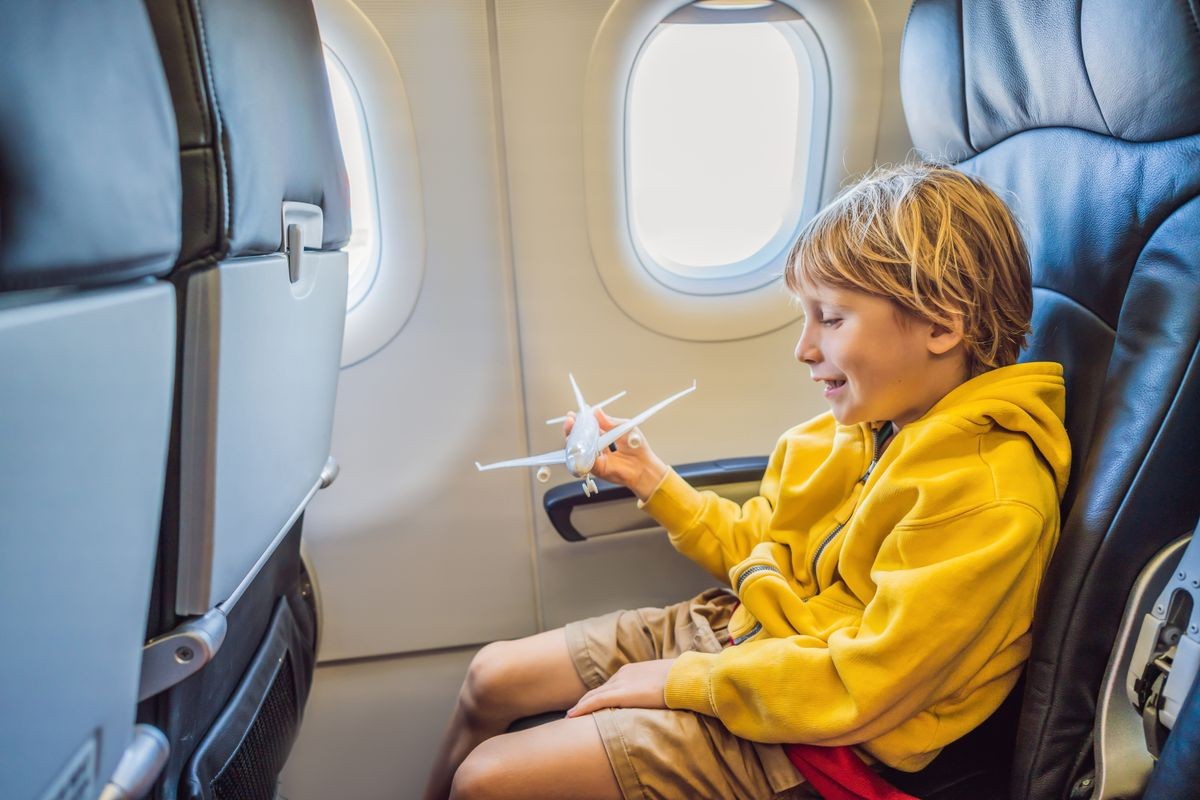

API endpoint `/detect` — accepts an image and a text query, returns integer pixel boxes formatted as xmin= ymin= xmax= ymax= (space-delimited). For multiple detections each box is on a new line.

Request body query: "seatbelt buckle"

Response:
xmin=1126 ymin=532 xmax=1200 ymax=756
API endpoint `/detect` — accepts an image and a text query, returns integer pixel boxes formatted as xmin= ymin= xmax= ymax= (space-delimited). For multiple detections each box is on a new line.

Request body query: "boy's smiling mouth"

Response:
xmin=813 ymin=376 xmax=847 ymax=397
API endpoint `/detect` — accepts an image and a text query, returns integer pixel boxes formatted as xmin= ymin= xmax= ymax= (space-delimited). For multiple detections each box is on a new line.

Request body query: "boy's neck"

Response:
xmin=891 ymin=355 xmax=970 ymax=429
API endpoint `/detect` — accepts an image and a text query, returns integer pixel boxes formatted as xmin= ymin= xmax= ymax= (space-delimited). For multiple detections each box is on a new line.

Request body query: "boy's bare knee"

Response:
xmin=449 ymin=741 xmax=508 ymax=800
xmin=460 ymin=641 xmax=521 ymax=725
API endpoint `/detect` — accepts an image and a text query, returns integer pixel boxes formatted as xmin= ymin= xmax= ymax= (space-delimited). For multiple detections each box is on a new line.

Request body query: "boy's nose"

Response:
xmin=795 ymin=336 xmax=819 ymax=365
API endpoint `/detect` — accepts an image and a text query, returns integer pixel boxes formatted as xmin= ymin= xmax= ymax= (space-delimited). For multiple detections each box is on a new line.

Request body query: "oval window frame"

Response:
xmin=323 ymin=45 xmax=382 ymax=312
xmin=626 ymin=10 xmax=827 ymax=294
xmin=583 ymin=0 xmax=882 ymax=341
xmin=314 ymin=0 xmax=426 ymax=367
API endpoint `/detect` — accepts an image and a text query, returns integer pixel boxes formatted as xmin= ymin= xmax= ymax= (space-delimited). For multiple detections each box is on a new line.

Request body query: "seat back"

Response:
xmin=139 ymin=0 xmax=349 ymax=795
xmin=0 ymin=1 xmax=180 ymax=797
xmin=901 ymin=1 xmax=1200 ymax=797
xmin=146 ymin=0 xmax=351 ymax=620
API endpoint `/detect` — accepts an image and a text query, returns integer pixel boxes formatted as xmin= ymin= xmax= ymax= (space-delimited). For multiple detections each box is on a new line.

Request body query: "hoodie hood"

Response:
xmin=917 ymin=361 xmax=1071 ymax=499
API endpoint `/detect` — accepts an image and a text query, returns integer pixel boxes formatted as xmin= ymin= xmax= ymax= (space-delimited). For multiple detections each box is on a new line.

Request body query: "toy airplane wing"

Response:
xmin=597 ymin=380 xmax=696 ymax=450
xmin=475 ymin=449 xmax=567 ymax=472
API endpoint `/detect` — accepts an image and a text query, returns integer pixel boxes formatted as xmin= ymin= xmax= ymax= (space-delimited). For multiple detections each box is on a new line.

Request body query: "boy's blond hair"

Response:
xmin=784 ymin=163 xmax=1032 ymax=377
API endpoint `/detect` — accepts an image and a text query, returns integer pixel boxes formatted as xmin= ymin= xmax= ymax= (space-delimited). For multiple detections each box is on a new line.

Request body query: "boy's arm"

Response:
xmin=638 ymin=435 xmax=790 ymax=582
xmin=663 ymin=501 xmax=1052 ymax=746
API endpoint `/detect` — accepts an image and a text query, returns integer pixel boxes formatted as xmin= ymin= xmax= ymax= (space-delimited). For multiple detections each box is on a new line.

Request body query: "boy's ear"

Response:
xmin=927 ymin=316 xmax=964 ymax=356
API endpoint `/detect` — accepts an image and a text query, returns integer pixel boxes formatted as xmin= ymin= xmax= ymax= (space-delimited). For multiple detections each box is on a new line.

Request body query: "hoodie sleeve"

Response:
xmin=639 ymin=435 xmax=790 ymax=583
xmin=663 ymin=500 xmax=1050 ymax=745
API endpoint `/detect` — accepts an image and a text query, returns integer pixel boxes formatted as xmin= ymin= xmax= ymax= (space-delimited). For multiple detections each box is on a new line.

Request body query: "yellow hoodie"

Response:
xmin=641 ymin=362 xmax=1071 ymax=772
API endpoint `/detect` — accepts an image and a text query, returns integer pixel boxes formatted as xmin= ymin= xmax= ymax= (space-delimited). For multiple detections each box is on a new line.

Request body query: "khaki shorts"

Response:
xmin=564 ymin=588 xmax=816 ymax=800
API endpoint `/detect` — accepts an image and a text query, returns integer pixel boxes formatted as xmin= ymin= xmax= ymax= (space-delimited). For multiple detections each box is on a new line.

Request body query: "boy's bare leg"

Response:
xmin=450 ymin=715 xmax=621 ymax=800
xmin=422 ymin=628 xmax=591 ymax=800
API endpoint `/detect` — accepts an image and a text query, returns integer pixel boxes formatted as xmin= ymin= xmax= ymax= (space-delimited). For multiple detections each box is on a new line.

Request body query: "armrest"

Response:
xmin=543 ymin=456 xmax=768 ymax=542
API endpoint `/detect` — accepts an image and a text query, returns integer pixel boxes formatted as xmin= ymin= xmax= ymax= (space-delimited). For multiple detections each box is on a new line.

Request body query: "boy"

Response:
xmin=424 ymin=163 xmax=1070 ymax=800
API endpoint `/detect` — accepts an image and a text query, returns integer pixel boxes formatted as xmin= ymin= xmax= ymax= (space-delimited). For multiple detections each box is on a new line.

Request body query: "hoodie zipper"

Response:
xmin=729 ymin=422 xmax=896 ymax=643
xmin=728 ymin=564 xmax=782 ymax=644
xmin=735 ymin=563 xmax=782 ymax=593
xmin=809 ymin=421 xmax=895 ymax=591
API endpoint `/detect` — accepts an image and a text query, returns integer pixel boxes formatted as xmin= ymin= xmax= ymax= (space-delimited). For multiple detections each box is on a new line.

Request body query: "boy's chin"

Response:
xmin=830 ymin=409 xmax=864 ymax=426
xmin=828 ymin=403 xmax=875 ymax=427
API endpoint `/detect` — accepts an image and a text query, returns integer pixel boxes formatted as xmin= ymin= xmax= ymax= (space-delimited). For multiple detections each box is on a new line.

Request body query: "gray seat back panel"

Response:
xmin=176 ymin=250 xmax=348 ymax=614
xmin=0 ymin=282 xmax=175 ymax=800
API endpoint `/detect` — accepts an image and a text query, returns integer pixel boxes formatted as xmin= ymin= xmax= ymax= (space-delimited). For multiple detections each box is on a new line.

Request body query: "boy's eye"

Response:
xmin=820 ymin=317 xmax=841 ymax=327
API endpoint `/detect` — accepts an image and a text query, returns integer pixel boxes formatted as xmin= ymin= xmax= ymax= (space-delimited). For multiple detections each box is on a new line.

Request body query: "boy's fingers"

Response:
xmin=594 ymin=408 xmax=630 ymax=431
xmin=567 ymin=688 xmax=615 ymax=718
xmin=566 ymin=691 xmax=591 ymax=717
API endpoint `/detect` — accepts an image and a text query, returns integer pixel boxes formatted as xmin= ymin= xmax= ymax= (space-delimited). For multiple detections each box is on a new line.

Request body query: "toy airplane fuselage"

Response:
xmin=475 ymin=374 xmax=696 ymax=496
xmin=563 ymin=400 xmax=603 ymax=479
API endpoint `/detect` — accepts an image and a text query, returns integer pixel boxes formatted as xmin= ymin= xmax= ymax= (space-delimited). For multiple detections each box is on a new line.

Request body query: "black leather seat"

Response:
xmin=137 ymin=0 xmax=350 ymax=797
xmin=894 ymin=1 xmax=1200 ymax=798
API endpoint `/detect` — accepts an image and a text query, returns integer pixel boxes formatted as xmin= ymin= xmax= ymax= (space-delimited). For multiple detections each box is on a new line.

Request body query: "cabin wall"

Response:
xmin=285 ymin=1 xmax=914 ymax=797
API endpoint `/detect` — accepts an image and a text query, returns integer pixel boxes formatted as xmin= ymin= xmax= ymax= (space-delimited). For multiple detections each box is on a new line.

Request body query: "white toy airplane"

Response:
xmin=476 ymin=375 xmax=696 ymax=496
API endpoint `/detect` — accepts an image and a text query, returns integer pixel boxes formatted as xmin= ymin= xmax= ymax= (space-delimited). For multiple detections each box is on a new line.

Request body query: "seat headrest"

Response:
xmin=0 ymin=1 xmax=181 ymax=292
xmin=901 ymin=0 xmax=1200 ymax=160
xmin=146 ymin=0 xmax=351 ymax=269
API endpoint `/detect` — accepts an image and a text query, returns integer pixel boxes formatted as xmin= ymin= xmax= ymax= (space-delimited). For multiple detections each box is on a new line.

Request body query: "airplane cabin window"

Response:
xmin=628 ymin=9 xmax=815 ymax=285
xmin=583 ymin=0 xmax=883 ymax=342
xmin=324 ymin=47 xmax=381 ymax=312
xmin=313 ymin=0 xmax=426 ymax=368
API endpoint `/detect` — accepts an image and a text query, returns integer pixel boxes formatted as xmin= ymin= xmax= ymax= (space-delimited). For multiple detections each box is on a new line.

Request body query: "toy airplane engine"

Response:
xmin=476 ymin=375 xmax=696 ymax=496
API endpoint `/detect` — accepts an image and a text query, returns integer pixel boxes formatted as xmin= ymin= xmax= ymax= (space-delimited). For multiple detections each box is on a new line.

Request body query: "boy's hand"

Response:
xmin=565 ymin=658 xmax=675 ymax=717
xmin=563 ymin=408 xmax=669 ymax=501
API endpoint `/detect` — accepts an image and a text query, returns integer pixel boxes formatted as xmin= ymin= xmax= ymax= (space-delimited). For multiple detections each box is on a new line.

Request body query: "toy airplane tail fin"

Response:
xmin=568 ymin=373 xmax=587 ymax=410
xmin=546 ymin=389 xmax=625 ymax=425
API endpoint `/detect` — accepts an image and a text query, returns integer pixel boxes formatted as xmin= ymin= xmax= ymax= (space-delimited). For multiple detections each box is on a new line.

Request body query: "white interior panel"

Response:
xmin=302 ymin=0 xmax=537 ymax=661
xmin=871 ymin=0 xmax=915 ymax=164
xmin=282 ymin=648 xmax=476 ymax=800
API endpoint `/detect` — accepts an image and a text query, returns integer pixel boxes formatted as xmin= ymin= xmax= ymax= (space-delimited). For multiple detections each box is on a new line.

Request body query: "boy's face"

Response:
xmin=794 ymin=282 xmax=966 ymax=429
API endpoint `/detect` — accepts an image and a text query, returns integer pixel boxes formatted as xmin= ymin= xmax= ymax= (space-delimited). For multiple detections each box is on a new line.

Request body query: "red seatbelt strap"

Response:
xmin=783 ymin=744 xmax=919 ymax=800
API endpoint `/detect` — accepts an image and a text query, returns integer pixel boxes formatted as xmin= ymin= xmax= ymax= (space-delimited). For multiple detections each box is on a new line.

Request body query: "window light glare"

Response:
xmin=693 ymin=1 xmax=775 ymax=9
xmin=324 ymin=49 xmax=379 ymax=309
xmin=629 ymin=22 xmax=812 ymax=273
